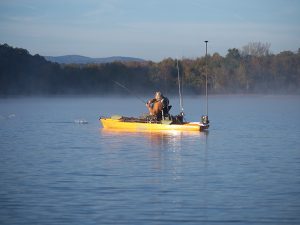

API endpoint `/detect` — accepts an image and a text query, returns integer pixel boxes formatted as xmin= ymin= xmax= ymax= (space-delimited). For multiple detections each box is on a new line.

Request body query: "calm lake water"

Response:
xmin=0 ymin=95 xmax=300 ymax=225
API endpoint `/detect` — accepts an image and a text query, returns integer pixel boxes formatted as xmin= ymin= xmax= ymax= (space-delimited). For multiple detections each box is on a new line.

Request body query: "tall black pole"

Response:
xmin=205 ymin=41 xmax=208 ymax=116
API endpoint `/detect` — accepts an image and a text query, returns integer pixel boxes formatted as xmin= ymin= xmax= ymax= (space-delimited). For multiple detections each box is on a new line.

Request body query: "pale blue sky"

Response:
xmin=0 ymin=0 xmax=299 ymax=61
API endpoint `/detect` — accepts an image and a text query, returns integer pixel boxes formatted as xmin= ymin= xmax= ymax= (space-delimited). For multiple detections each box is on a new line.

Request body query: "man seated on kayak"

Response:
xmin=146 ymin=91 xmax=170 ymax=120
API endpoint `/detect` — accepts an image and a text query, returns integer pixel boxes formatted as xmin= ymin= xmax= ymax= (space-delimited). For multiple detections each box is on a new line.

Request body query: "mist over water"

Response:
xmin=0 ymin=95 xmax=300 ymax=225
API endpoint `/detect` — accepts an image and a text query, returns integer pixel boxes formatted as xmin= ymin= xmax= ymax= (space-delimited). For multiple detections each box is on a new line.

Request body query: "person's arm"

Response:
xmin=146 ymin=98 xmax=156 ymax=109
xmin=147 ymin=98 xmax=156 ymax=104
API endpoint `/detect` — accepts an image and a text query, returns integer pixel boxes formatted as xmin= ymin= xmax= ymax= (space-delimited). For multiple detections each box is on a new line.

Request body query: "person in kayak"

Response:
xmin=146 ymin=91 xmax=170 ymax=120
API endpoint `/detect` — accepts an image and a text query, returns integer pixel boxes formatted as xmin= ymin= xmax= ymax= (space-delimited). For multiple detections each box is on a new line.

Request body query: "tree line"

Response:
xmin=0 ymin=43 xmax=299 ymax=96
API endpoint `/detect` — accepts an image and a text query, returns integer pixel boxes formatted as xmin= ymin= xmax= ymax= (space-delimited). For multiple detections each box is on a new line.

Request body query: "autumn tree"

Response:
xmin=241 ymin=42 xmax=271 ymax=57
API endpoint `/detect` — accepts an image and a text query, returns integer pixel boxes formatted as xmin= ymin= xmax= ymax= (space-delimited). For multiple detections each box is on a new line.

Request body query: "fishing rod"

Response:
xmin=204 ymin=41 xmax=208 ymax=116
xmin=201 ymin=40 xmax=210 ymax=125
xmin=113 ymin=80 xmax=146 ymax=104
xmin=176 ymin=59 xmax=184 ymax=116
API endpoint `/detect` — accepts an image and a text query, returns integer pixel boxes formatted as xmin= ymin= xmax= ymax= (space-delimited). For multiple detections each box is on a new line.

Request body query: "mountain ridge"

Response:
xmin=44 ymin=55 xmax=145 ymax=64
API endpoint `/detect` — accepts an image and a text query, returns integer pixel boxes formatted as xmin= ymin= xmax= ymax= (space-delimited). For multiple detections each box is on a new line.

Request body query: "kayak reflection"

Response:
xmin=100 ymin=127 xmax=208 ymax=149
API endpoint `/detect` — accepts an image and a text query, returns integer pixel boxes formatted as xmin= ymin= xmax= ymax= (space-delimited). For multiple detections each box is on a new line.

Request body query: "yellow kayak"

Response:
xmin=100 ymin=116 xmax=209 ymax=132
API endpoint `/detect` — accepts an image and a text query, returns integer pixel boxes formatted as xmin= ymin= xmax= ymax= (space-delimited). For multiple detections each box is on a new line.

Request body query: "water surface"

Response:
xmin=0 ymin=95 xmax=300 ymax=224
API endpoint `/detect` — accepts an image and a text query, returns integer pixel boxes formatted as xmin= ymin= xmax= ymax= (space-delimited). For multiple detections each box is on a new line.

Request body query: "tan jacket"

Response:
xmin=146 ymin=98 xmax=163 ymax=116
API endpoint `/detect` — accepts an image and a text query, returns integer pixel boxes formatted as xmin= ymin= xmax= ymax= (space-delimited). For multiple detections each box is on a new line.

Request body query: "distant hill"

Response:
xmin=44 ymin=55 xmax=145 ymax=64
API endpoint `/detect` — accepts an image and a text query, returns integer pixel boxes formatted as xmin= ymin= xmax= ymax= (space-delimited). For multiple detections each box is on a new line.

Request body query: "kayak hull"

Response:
xmin=100 ymin=118 xmax=209 ymax=132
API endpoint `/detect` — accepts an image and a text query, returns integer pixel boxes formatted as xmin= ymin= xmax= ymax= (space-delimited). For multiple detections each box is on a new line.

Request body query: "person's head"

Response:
xmin=155 ymin=91 xmax=162 ymax=100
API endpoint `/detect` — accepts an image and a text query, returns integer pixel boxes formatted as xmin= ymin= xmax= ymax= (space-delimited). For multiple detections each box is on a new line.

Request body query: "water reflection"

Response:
xmin=100 ymin=128 xmax=209 ymax=176
xmin=100 ymin=128 xmax=208 ymax=149
xmin=100 ymin=128 xmax=209 ymax=183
